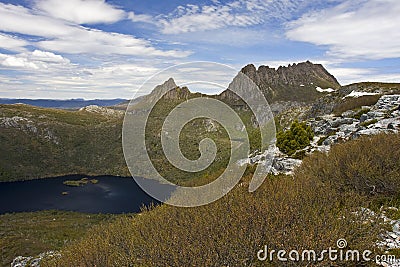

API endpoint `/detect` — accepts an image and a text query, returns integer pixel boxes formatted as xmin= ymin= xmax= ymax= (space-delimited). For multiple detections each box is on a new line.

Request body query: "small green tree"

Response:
xmin=276 ymin=120 xmax=313 ymax=156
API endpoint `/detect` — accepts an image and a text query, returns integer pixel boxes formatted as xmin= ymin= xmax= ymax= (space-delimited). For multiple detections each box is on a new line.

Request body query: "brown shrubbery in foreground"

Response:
xmin=297 ymin=133 xmax=400 ymax=198
xmin=43 ymin=133 xmax=400 ymax=266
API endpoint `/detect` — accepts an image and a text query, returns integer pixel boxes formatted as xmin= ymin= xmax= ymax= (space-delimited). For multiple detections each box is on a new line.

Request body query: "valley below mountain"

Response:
xmin=2 ymin=61 xmax=400 ymax=267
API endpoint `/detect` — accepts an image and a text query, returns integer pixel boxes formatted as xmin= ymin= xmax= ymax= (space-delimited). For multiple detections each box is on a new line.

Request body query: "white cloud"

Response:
xmin=36 ymin=28 xmax=191 ymax=57
xmin=0 ymin=50 xmax=71 ymax=70
xmin=160 ymin=27 xmax=272 ymax=48
xmin=159 ymin=2 xmax=263 ymax=34
xmin=30 ymin=50 xmax=71 ymax=64
xmin=0 ymin=33 xmax=29 ymax=52
xmin=0 ymin=60 xmax=163 ymax=99
xmin=286 ymin=0 xmax=400 ymax=60
xmin=0 ymin=3 xmax=190 ymax=58
xmin=35 ymin=0 xmax=125 ymax=24
xmin=0 ymin=3 xmax=76 ymax=37
xmin=127 ymin=11 xmax=154 ymax=24
xmin=159 ymin=0 xmax=326 ymax=35
xmin=1 ymin=55 xmax=39 ymax=70
xmin=328 ymin=67 xmax=400 ymax=85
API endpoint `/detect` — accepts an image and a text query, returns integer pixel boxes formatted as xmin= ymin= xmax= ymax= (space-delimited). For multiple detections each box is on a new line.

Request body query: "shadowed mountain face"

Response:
xmin=220 ymin=61 xmax=340 ymax=103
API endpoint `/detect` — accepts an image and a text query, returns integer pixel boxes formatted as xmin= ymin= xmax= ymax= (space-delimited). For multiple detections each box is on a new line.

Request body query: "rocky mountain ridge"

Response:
xmin=219 ymin=61 xmax=340 ymax=105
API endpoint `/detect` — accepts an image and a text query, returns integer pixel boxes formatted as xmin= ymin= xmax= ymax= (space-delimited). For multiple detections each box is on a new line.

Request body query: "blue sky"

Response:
xmin=0 ymin=0 xmax=400 ymax=99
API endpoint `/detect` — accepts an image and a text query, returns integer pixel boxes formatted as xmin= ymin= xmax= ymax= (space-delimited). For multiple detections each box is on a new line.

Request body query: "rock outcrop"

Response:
xmin=11 ymin=251 xmax=60 ymax=267
xmin=220 ymin=61 xmax=340 ymax=105
xmin=79 ymin=105 xmax=124 ymax=117
xmin=0 ymin=115 xmax=60 ymax=144
xmin=240 ymin=94 xmax=400 ymax=176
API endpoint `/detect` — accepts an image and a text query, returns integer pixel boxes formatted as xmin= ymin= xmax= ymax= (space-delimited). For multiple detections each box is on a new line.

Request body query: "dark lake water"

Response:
xmin=0 ymin=175 xmax=175 ymax=214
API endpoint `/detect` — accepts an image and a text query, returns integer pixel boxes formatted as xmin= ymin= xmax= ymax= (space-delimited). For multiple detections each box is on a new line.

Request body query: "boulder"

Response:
xmin=360 ymin=114 xmax=368 ymax=122
xmin=271 ymin=158 xmax=302 ymax=175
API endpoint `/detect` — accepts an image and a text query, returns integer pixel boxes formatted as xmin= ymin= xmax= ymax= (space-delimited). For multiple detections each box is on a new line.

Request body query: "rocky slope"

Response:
xmin=219 ymin=61 xmax=341 ymax=115
xmin=308 ymin=82 xmax=400 ymax=118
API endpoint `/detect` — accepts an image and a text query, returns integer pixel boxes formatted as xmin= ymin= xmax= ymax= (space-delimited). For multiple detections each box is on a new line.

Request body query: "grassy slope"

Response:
xmin=0 ymin=211 xmax=115 ymax=267
xmin=0 ymin=104 xmax=129 ymax=181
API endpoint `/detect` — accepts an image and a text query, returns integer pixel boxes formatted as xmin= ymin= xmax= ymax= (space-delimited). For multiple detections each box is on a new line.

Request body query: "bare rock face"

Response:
xmin=241 ymin=61 xmax=339 ymax=89
xmin=145 ymin=78 xmax=191 ymax=102
xmin=79 ymin=105 xmax=124 ymax=117
xmin=220 ymin=61 xmax=340 ymax=105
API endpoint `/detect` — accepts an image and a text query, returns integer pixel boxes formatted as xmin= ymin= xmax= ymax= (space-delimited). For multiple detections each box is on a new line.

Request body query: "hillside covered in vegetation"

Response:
xmin=41 ymin=133 xmax=400 ymax=266
xmin=0 ymin=104 xmax=129 ymax=181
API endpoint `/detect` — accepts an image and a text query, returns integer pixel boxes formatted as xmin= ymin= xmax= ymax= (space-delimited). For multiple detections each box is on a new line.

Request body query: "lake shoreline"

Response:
xmin=0 ymin=173 xmax=132 ymax=183
xmin=0 ymin=175 xmax=174 ymax=215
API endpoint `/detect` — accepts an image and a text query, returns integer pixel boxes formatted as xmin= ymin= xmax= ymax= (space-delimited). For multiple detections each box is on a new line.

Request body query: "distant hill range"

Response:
xmin=0 ymin=98 xmax=127 ymax=109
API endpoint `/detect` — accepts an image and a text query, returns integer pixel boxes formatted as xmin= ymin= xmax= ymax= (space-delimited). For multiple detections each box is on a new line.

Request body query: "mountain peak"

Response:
xmin=221 ymin=61 xmax=341 ymax=104
xmin=133 ymin=78 xmax=190 ymax=109
xmin=163 ymin=77 xmax=177 ymax=88
xmin=221 ymin=60 xmax=341 ymax=106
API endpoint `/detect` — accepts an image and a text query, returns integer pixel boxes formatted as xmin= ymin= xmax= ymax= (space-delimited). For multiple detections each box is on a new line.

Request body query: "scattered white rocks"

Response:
xmin=0 ymin=116 xmax=34 ymax=130
xmin=375 ymin=95 xmax=400 ymax=111
xmin=311 ymin=94 xmax=400 ymax=152
xmin=237 ymin=145 xmax=302 ymax=175
xmin=270 ymin=157 xmax=302 ymax=175
xmin=11 ymin=251 xmax=60 ymax=267
xmin=205 ymin=119 xmax=218 ymax=132
xmin=79 ymin=105 xmax=124 ymax=117
xmin=240 ymin=94 xmax=400 ymax=176
xmin=0 ymin=116 xmax=59 ymax=144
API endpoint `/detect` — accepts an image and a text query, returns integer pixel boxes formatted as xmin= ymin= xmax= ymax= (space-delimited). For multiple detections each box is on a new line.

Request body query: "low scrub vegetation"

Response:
xmin=42 ymin=134 xmax=400 ymax=266
xmin=0 ymin=105 xmax=129 ymax=182
xmin=0 ymin=211 xmax=113 ymax=267
xmin=62 ymin=178 xmax=98 ymax=187
xmin=44 ymin=174 xmax=380 ymax=267
xmin=353 ymin=108 xmax=370 ymax=119
xmin=359 ymin=119 xmax=378 ymax=128
xmin=297 ymin=133 xmax=400 ymax=199
xmin=333 ymin=95 xmax=381 ymax=115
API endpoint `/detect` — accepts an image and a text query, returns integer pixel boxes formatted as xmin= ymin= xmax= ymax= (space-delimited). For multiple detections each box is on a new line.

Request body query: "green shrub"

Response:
xmin=360 ymin=119 xmax=378 ymax=128
xmin=317 ymin=135 xmax=328 ymax=146
xmin=276 ymin=120 xmax=313 ymax=156
xmin=353 ymin=108 xmax=370 ymax=120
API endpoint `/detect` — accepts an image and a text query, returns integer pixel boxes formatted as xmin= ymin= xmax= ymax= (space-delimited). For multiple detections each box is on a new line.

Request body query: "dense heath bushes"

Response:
xmin=44 ymin=174 xmax=380 ymax=267
xmin=41 ymin=134 xmax=400 ymax=266
xmin=297 ymin=133 xmax=400 ymax=199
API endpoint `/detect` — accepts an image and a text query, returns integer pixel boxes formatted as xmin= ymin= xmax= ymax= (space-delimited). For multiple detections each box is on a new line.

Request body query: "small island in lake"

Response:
xmin=63 ymin=178 xmax=99 ymax=187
